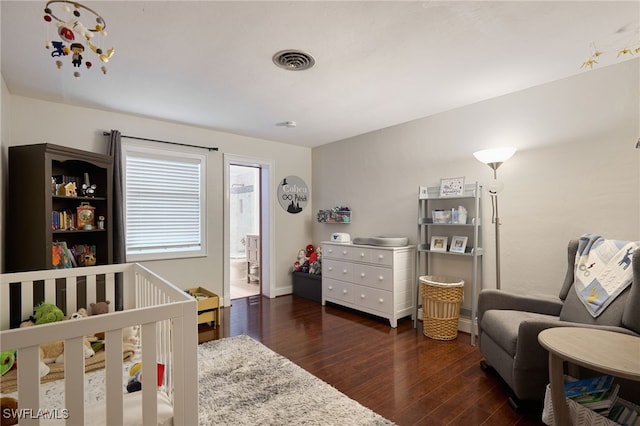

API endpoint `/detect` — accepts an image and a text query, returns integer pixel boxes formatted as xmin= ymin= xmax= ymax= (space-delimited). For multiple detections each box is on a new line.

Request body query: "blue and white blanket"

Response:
xmin=574 ymin=233 xmax=638 ymax=317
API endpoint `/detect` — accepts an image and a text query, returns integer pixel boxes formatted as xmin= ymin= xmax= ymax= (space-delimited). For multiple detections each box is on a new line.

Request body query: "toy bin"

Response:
xmin=420 ymin=275 xmax=464 ymax=341
xmin=187 ymin=286 xmax=221 ymax=327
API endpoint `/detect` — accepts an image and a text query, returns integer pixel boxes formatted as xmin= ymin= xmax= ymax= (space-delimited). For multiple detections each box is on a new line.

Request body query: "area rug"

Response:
xmin=197 ymin=335 xmax=395 ymax=425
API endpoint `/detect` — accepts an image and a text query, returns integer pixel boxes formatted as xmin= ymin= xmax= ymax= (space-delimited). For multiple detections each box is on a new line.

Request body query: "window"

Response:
xmin=122 ymin=143 xmax=206 ymax=261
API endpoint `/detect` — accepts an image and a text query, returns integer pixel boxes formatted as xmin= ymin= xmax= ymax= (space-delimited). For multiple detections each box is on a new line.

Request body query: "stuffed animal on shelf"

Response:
xmin=34 ymin=303 xmax=64 ymax=325
xmin=0 ymin=397 xmax=18 ymax=426
xmin=77 ymin=252 xmax=96 ymax=267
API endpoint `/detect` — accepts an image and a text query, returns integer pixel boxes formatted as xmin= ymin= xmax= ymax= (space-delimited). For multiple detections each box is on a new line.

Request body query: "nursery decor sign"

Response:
xmin=439 ymin=177 xmax=465 ymax=197
xmin=278 ymin=176 xmax=309 ymax=214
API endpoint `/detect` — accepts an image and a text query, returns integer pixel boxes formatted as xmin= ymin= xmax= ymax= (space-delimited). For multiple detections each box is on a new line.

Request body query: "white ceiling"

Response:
xmin=2 ymin=1 xmax=638 ymax=148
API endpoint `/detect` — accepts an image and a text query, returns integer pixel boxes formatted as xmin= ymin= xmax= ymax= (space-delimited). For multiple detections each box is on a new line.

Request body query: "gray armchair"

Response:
xmin=477 ymin=239 xmax=640 ymax=408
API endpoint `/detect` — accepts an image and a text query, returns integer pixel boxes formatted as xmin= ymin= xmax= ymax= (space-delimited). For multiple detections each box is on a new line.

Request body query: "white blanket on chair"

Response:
xmin=574 ymin=233 xmax=638 ymax=317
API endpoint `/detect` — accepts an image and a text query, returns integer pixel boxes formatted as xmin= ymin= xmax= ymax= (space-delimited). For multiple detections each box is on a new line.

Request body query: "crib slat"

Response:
xmin=17 ymin=345 xmax=41 ymax=426
xmin=64 ymin=337 xmax=85 ymax=426
xmin=44 ymin=278 xmax=56 ymax=306
xmin=65 ymin=276 xmax=77 ymax=315
xmin=105 ymin=273 xmax=116 ymax=309
xmin=86 ymin=275 xmax=97 ymax=310
xmin=141 ymin=322 xmax=159 ymax=426
xmin=20 ymin=281 xmax=34 ymax=325
xmin=105 ymin=329 xmax=124 ymax=426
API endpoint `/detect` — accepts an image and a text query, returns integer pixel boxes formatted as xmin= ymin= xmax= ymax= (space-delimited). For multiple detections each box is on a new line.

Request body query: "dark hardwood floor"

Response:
xmin=198 ymin=295 xmax=545 ymax=426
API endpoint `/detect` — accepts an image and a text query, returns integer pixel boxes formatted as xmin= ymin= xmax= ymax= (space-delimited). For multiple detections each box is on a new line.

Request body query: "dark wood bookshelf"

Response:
xmin=7 ymin=143 xmax=113 ymax=272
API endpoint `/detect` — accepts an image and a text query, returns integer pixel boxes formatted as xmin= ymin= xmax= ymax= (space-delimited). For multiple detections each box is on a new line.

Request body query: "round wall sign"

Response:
xmin=278 ymin=176 xmax=309 ymax=214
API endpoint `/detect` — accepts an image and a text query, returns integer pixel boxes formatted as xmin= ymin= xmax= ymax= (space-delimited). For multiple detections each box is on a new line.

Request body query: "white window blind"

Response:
xmin=123 ymin=144 xmax=206 ymax=261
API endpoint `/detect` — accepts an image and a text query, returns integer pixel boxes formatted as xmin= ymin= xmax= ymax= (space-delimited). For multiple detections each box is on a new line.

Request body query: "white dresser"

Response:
xmin=321 ymin=241 xmax=415 ymax=327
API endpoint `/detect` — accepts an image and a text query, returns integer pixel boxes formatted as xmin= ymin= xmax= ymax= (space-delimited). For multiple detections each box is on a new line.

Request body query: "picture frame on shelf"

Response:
xmin=439 ymin=177 xmax=465 ymax=197
xmin=449 ymin=236 xmax=468 ymax=254
xmin=430 ymin=236 xmax=448 ymax=252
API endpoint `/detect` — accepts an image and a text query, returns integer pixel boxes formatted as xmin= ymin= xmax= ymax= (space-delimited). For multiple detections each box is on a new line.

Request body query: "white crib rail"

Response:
xmin=0 ymin=263 xmax=198 ymax=426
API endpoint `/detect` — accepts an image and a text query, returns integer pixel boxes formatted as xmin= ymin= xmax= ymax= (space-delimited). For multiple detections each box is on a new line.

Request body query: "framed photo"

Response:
xmin=430 ymin=236 xmax=448 ymax=252
xmin=449 ymin=236 xmax=468 ymax=254
xmin=439 ymin=177 xmax=465 ymax=197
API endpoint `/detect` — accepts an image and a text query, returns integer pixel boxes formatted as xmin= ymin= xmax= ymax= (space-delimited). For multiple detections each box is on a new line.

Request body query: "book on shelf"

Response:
xmin=564 ymin=374 xmax=614 ymax=398
xmin=52 ymin=241 xmax=75 ymax=268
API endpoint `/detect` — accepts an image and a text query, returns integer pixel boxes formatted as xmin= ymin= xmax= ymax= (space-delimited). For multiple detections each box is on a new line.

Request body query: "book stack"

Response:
xmin=52 ymin=210 xmax=76 ymax=230
xmin=564 ymin=375 xmax=640 ymax=424
xmin=565 ymin=375 xmax=619 ymax=417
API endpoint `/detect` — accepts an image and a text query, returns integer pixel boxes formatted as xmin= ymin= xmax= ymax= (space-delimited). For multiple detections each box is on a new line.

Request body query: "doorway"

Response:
xmin=229 ymin=164 xmax=261 ymax=300
xmin=224 ymin=154 xmax=274 ymax=305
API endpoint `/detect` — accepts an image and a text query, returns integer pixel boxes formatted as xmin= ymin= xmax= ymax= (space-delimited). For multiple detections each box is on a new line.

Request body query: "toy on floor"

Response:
xmin=126 ymin=362 xmax=165 ymax=393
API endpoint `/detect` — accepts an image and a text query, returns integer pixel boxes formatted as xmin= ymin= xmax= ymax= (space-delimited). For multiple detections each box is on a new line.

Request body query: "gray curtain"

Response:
xmin=107 ymin=130 xmax=124 ymax=310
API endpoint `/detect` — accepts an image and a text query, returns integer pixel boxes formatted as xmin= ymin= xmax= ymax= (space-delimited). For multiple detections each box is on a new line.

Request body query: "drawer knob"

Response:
xmin=328 ymin=285 xmax=333 ymax=290
xmin=359 ymin=252 xmax=365 ymax=257
xmin=378 ymin=254 xmax=384 ymax=260
xmin=378 ymin=298 xmax=384 ymax=304
xmin=328 ymin=248 xmax=333 ymax=254
xmin=360 ymin=272 xmax=366 ymax=278
xmin=378 ymin=275 xmax=384 ymax=281
xmin=328 ymin=266 xmax=333 ymax=271
xmin=343 ymin=289 xmax=348 ymax=294
xmin=342 ymin=250 xmax=348 ymax=255
xmin=343 ymin=269 xmax=348 ymax=274
xmin=360 ymin=294 xmax=366 ymax=299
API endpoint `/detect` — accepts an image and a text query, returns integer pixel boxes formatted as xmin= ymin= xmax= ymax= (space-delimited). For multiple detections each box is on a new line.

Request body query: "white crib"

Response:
xmin=0 ymin=264 xmax=199 ymax=426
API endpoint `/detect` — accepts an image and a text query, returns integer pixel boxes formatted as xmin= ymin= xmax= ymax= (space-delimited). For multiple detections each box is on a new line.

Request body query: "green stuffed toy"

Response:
xmin=0 ymin=350 xmax=16 ymax=376
xmin=34 ymin=302 xmax=64 ymax=325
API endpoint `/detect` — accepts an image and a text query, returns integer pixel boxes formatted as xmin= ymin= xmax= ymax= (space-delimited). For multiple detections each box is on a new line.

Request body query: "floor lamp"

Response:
xmin=473 ymin=147 xmax=516 ymax=290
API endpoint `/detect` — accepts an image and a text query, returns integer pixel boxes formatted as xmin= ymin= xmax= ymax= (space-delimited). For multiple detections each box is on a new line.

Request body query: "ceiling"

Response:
xmin=2 ymin=1 xmax=639 ymax=148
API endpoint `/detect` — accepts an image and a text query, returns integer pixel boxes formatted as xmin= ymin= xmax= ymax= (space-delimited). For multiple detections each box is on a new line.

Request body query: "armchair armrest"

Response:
xmin=477 ymin=289 xmax=564 ymax=332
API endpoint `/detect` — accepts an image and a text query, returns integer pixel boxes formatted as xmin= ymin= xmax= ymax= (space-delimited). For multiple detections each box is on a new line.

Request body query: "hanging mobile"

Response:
xmin=43 ymin=0 xmax=115 ymax=78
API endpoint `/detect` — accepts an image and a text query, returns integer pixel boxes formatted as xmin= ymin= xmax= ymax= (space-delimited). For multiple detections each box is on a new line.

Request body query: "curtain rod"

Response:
xmin=103 ymin=132 xmax=219 ymax=152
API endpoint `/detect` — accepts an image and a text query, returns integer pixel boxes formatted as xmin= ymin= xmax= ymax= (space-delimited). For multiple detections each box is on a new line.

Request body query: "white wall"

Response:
xmin=312 ymin=59 xmax=640 ymax=306
xmin=2 ymin=94 xmax=314 ymax=300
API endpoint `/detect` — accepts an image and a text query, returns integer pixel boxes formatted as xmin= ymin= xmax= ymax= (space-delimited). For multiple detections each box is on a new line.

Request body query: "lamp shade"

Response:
xmin=473 ymin=147 xmax=516 ymax=164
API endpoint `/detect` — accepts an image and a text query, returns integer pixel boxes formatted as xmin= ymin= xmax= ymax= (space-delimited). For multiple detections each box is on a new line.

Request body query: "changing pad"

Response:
xmin=351 ymin=236 xmax=409 ymax=247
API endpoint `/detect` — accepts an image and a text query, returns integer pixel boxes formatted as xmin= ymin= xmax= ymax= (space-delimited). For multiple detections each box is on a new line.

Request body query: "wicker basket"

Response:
xmin=420 ymin=275 xmax=464 ymax=341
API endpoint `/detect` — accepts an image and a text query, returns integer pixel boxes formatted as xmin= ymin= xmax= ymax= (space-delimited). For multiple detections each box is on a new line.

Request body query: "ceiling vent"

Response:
xmin=272 ymin=50 xmax=315 ymax=71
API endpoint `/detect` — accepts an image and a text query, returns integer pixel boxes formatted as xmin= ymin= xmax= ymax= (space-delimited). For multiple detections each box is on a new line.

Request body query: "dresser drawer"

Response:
xmin=323 ymin=278 xmax=354 ymax=304
xmin=352 ymin=264 xmax=392 ymax=291
xmin=349 ymin=246 xmax=393 ymax=266
xmin=322 ymin=244 xmax=352 ymax=260
xmin=323 ymin=259 xmax=353 ymax=282
xmin=353 ymin=285 xmax=392 ymax=314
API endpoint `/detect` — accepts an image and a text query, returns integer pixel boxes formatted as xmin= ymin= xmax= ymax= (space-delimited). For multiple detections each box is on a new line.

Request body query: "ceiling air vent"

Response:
xmin=272 ymin=50 xmax=315 ymax=71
